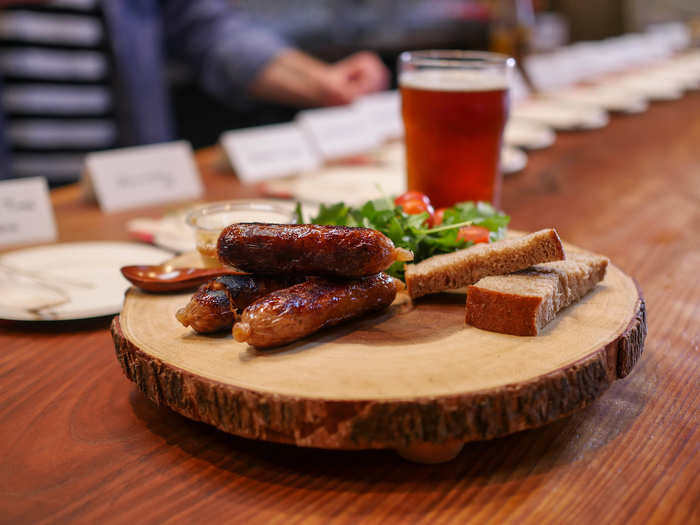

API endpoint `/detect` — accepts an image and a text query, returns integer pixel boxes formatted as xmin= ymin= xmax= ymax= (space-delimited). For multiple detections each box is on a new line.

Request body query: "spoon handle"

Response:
xmin=121 ymin=265 xmax=246 ymax=293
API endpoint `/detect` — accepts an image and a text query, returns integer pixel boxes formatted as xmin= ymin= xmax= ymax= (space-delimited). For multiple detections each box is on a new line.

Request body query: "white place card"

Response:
xmin=296 ymin=106 xmax=381 ymax=160
xmin=0 ymin=177 xmax=57 ymax=247
xmin=84 ymin=141 xmax=203 ymax=212
xmin=220 ymin=123 xmax=320 ymax=183
xmin=354 ymin=90 xmax=403 ymax=141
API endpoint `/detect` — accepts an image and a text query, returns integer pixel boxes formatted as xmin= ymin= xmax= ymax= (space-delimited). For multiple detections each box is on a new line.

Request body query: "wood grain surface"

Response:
xmin=2 ymin=91 xmax=699 ymax=524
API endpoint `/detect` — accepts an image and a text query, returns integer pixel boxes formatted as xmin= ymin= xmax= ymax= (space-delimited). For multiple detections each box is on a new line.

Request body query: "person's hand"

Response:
xmin=320 ymin=52 xmax=390 ymax=105
xmin=250 ymin=50 xmax=390 ymax=108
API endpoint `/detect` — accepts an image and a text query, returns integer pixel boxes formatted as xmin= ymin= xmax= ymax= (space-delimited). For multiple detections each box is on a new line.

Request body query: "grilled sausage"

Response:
xmin=217 ymin=223 xmax=412 ymax=277
xmin=175 ymin=274 xmax=303 ymax=333
xmin=233 ymin=273 xmax=403 ymax=348
xmin=175 ymin=285 xmax=234 ymax=334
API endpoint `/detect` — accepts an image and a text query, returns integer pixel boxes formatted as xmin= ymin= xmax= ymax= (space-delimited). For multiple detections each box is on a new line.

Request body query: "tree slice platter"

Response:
xmin=112 ymin=240 xmax=646 ymax=463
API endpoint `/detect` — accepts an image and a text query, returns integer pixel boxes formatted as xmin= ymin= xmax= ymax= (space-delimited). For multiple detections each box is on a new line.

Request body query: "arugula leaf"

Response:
xmin=297 ymin=198 xmax=510 ymax=280
xmin=293 ymin=202 xmax=304 ymax=225
xmin=313 ymin=202 xmax=352 ymax=226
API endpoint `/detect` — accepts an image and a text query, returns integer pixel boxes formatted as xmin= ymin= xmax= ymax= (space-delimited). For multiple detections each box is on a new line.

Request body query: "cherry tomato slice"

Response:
xmin=399 ymin=198 xmax=434 ymax=217
xmin=395 ymin=191 xmax=431 ymax=207
xmin=457 ymin=225 xmax=490 ymax=244
xmin=432 ymin=208 xmax=447 ymax=226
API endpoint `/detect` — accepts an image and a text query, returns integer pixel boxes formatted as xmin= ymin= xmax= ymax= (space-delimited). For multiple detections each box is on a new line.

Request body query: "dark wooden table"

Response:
xmin=1 ymin=92 xmax=698 ymax=525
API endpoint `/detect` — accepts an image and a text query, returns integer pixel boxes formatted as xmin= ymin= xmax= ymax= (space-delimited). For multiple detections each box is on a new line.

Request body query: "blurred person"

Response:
xmin=0 ymin=0 xmax=389 ymax=185
xmin=174 ymin=0 xmax=492 ymax=147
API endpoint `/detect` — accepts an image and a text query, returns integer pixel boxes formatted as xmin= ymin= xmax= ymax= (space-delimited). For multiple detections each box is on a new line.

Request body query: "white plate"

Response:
xmin=504 ymin=119 xmax=556 ymax=149
xmin=297 ymin=166 xmax=406 ymax=205
xmin=0 ymin=242 xmax=173 ymax=321
xmin=501 ymin=146 xmax=528 ymax=175
xmin=641 ymin=65 xmax=700 ymax=91
xmin=603 ymin=76 xmax=684 ymax=101
xmin=373 ymin=141 xmax=406 ymax=168
xmin=512 ymin=100 xmax=609 ymax=130
xmin=265 ymin=144 xmax=528 ymax=203
xmin=127 ymin=210 xmax=195 ymax=254
xmin=550 ymin=86 xmax=648 ymax=114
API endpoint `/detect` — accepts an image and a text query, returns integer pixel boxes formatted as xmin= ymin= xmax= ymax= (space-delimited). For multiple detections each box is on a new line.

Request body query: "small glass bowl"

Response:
xmin=186 ymin=201 xmax=295 ymax=267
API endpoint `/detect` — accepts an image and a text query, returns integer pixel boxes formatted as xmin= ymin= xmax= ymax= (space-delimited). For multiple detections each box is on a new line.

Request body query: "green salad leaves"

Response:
xmin=295 ymin=197 xmax=510 ymax=279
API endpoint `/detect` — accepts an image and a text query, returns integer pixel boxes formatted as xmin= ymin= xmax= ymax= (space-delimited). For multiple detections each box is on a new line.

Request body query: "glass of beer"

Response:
xmin=399 ymin=51 xmax=514 ymax=208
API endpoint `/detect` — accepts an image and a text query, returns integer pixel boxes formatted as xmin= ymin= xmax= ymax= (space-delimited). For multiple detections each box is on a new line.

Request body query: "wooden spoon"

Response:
xmin=121 ymin=265 xmax=245 ymax=292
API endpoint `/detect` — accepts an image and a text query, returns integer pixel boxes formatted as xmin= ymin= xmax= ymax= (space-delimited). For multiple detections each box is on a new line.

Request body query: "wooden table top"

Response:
xmin=2 ymin=93 xmax=699 ymax=525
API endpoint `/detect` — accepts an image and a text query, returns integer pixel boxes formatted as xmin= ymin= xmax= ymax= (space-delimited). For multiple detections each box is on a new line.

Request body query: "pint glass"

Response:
xmin=399 ymin=51 xmax=514 ymax=208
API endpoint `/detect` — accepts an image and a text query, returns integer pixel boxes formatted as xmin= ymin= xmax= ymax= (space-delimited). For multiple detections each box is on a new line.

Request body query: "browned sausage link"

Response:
xmin=175 ymin=285 xmax=234 ymax=334
xmin=217 ymin=223 xmax=412 ymax=277
xmin=175 ymin=274 xmax=303 ymax=333
xmin=233 ymin=273 xmax=402 ymax=348
xmin=210 ymin=274 xmax=304 ymax=310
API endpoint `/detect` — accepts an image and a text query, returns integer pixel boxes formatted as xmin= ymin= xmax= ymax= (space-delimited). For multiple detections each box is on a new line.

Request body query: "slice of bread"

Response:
xmin=405 ymin=229 xmax=565 ymax=298
xmin=465 ymin=252 xmax=608 ymax=336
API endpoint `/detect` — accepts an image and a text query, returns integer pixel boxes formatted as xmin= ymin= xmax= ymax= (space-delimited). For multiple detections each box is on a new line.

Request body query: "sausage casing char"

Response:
xmin=175 ymin=274 xmax=303 ymax=333
xmin=217 ymin=223 xmax=412 ymax=278
xmin=233 ymin=273 xmax=403 ymax=348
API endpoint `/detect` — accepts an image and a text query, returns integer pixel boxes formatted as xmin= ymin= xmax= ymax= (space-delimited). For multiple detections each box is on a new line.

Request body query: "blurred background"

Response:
xmin=172 ymin=0 xmax=700 ymax=146
xmin=0 ymin=0 xmax=698 ymax=184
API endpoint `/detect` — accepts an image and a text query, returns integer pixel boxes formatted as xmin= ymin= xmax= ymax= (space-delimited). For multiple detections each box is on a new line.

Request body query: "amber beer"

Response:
xmin=400 ymin=52 xmax=512 ymax=209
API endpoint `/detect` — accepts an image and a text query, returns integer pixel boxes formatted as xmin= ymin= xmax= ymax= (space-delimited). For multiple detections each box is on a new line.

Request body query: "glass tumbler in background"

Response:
xmin=187 ymin=202 xmax=294 ymax=268
xmin=399 ymin=51 xmax=514 ymax=209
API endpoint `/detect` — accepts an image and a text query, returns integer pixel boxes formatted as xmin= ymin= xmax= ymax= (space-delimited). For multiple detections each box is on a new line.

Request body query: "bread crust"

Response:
xmin=465 ymin=252 xmax=608 ymax=336
xmin=405 ymin=229 xmax=565 ymax=298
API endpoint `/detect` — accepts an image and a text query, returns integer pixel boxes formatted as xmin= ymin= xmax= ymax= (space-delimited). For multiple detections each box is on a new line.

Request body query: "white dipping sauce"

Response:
xmin=196 ymin=208 xmax=292 ymax=230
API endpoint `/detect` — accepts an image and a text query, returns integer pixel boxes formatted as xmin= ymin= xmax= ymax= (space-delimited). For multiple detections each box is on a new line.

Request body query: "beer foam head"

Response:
xmin=400 ymin=69 xmax=508 ymax=92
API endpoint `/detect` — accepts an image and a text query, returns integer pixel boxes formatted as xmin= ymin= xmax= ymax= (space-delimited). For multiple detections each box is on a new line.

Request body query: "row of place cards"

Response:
xmin=222 ymin=90 xmax=401 ymax=183
xmin=1 ymin=142 xmax=204 ymax=248
xmin=0 ymin=91 xmax=401 ymax=247
xmin=81 ymin=90 xmax=401 ymax=204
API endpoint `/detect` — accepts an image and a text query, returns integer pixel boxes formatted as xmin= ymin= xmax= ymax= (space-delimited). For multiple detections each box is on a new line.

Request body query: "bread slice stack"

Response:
xmin=465 ymin=252 xmax=608 ymax=336
xmin=404 ymin=228 xmax=608 ymax=336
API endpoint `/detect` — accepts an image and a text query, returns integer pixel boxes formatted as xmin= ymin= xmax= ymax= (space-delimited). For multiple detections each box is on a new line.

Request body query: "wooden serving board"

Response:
xmin=112 ymin=241 xmax=646 ymax=463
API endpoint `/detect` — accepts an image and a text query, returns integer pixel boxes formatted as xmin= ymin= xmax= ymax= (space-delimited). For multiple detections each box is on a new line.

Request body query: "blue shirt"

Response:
xmin=0 ymin=0 xmax=289 ymax=180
